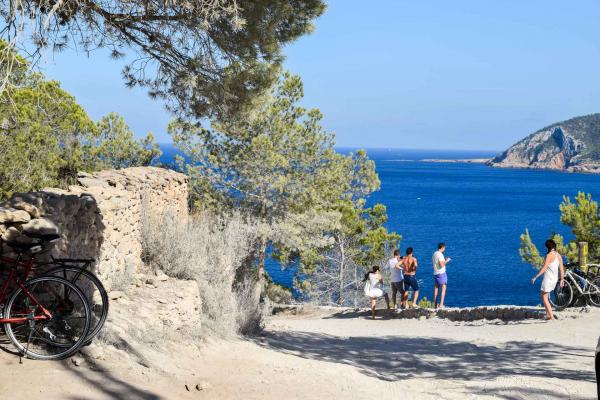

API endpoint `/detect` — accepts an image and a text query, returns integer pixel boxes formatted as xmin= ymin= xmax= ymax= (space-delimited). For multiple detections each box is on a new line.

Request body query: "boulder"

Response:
xmin=21 ymin=218 xmax=60 ymax=235
xmin=10 ymin=201 xmax=41 ymax=218
xmin=2 ymin=226 xmax=23 ymax=242
xmin=0 ymin=208 xmax=31 ymax=224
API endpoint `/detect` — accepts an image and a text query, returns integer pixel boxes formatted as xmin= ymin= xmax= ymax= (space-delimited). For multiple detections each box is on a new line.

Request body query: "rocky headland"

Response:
xmin=488 ymin=113 xmax=600 ymax=173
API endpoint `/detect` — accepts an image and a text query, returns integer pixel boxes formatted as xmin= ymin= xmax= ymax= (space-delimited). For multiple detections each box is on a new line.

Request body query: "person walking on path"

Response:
xmin=363 ymin=266 xmax=391 ymax=319
xmin=432 ymin=243 xmax=451 ymax=309
xmin=531 ymin=239 xmax=564 ymax=320
xmin=402 ymin=247 xmax=420 ymax=308
xmin=387 ymin=249 xmax=404 ymax=309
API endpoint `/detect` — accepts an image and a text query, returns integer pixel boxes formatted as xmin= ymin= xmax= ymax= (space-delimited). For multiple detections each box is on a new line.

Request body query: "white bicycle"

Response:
xmin=549 ymin=263 xmax=600 ymax=310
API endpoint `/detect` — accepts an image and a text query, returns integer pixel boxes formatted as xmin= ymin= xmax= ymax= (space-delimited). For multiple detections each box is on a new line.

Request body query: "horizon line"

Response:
xmin=157 ymin=142 xmax=502 ymax=153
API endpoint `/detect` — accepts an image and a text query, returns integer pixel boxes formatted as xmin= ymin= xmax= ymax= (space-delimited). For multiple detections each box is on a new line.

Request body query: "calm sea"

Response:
xmin=160 ymin=145 xmax=600 ymax=307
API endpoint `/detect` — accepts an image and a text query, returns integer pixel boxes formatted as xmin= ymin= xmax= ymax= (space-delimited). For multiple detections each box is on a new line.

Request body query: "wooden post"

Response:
xmin=578 ymin=242 xmax=588 ymax=272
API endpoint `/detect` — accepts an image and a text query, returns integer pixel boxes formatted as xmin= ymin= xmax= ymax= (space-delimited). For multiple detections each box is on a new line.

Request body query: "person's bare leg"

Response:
xmin=439 ymin=284 xmax=447 ymax=308
xmin=433 ymin=285 xmax=439 ymax=308
xmin=413 ymin=290 xmax=420 ymax=307
xmin=402 ymin=291 xmax=409 ymax=308
xmin=541 ymin=292 xmax=554 ymax=320
xmin=371 ymin=298 xmax=376 ymax=319
xmin=384 ymin=294 xmax=391 ymax=311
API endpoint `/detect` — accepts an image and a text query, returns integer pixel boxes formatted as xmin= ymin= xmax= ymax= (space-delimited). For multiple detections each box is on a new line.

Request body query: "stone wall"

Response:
xmin=271 ymin=304 xmax=575 ymax=322
xmin=0 ymin=167 xmax=188 ymax=290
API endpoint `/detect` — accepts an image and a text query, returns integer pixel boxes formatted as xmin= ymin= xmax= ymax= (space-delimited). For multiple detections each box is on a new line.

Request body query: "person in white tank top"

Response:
xmin=531 ymin=239 xmax=565 ymax=320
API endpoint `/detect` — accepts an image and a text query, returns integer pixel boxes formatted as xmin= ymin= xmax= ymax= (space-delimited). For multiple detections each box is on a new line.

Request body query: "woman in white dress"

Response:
xmin=531 ymin=239 xmax=565 ymax=320
xmin=363 ymin=266 xmax=391 ymax=319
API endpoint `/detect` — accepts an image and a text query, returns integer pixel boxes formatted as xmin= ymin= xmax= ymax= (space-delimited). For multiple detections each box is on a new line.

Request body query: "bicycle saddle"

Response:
xmin=5 ymin=240 xmax=44 ymax=254
xmin=5 ymin=233 xmax=61 ymax=254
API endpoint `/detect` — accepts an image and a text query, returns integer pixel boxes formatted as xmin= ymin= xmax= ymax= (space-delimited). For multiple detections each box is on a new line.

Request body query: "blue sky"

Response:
xmin=42 ymin=0 xmax=600 ymax=150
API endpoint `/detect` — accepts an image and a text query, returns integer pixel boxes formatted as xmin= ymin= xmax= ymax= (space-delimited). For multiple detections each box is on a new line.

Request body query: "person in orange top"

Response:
xmin=401 ymin=247 xmax=420 ymax=308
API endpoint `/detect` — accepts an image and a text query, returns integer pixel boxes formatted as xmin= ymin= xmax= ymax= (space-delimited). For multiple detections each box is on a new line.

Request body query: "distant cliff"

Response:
xmin=488 ymin=113 xmax=600 ymax=173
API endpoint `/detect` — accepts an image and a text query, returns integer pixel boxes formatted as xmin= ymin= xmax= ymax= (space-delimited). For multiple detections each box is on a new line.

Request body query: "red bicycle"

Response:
xmin=0 ymin=233 xmax=92 ymax=360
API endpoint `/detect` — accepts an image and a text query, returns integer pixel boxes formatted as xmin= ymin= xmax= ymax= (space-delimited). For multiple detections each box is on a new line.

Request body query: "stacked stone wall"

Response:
xmin=0 ymin=167 xmax=188 ymax=290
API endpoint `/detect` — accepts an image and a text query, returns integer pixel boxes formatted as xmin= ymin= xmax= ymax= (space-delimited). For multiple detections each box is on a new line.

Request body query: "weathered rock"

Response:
xmin=71 ymin=356 xmax=85 ymax=366
xmin=109 ymin=291 xmax=125 ymax=300
xmin=489 ymin=113 xmax=600 ymax=173
xmin=10 ymin=201 xmax=42 ymax=218
xmin=156 ymin=270 xmax=169 ymax=282
xmin=2 ymin=226 xmax=22 ymax=242
xmin=0 ymin=208 xmax=31 ymax=224
xmin=21 ymin=218 xmax=59 ymax=235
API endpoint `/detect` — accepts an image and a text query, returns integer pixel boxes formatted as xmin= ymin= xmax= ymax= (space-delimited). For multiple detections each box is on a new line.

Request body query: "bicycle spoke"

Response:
xmin=3 ymin=276 xmax=91 ymax=360
xmin=42 ymin=265 xmax=109 ymax=343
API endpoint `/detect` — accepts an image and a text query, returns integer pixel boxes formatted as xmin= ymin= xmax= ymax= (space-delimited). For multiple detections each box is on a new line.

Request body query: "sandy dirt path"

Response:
xmin=0 ymin=308 xmax=597 ymax=399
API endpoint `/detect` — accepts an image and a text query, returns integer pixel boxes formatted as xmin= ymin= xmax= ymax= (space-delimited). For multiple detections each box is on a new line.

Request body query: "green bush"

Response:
xmin=418 ymin=297 xmax=434 ymax=309
xmin=0 ymin=40 xmax=161 ymax=200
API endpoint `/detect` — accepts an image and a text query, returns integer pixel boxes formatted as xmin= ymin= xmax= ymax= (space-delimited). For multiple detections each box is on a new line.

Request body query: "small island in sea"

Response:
xmin=420 ymin=158 xmax=491 ymax=163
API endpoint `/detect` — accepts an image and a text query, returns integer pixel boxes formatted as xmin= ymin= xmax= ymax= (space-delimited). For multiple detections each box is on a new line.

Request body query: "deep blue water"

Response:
xmin=160 ymin=145 xmax=600 ymax=307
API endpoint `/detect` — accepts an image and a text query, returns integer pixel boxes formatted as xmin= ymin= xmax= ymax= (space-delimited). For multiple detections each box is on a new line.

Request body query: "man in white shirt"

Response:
xmin=432 ymin=242 xmax=451 ymax=309
xmin=387 ymin=249 xmax=404 ymax=309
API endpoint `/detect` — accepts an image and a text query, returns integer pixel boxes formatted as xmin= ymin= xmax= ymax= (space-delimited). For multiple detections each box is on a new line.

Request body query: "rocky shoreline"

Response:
xmin=488 ymin=113 xmax=600 ymax=174
xmin=487 ymin=161 xmax=600 ymax=174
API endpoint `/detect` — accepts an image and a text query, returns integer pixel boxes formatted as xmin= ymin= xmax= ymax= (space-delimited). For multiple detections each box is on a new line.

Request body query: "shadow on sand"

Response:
xmin=253 ymin=330 xmax=595 ymax=385
xmin=62 ymin=352 xmax=162 ymax=400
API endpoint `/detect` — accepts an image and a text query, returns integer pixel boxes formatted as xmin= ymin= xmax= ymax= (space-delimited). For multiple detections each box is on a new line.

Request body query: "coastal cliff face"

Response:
xmin=488 ymin=113 xmax=600 ymax=173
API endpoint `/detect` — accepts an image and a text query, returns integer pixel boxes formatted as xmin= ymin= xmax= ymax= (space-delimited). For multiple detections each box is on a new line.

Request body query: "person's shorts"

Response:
xmin=434 ymin=272 xmax=448 ymax=287
xmin=403 ymin=275 xmax=419 ymax=291
xmin=391 ymin=281 xmax=404 ymax=293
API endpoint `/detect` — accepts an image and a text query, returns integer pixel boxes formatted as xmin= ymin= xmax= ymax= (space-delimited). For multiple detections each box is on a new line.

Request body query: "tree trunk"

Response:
xmin=257 ymin=235 xmax=268 ymax=283
xmin=353 ymin=263 xmax=358 ymax=308
xmin=338 ymin=234 xmax=345 ymax=306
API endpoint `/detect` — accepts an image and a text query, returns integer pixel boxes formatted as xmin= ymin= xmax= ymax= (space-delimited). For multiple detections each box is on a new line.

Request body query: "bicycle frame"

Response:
xmin=566 ymin=269 xmax=600 ymax=295
xmin=0 ymin=254 xmax=52 ymax=324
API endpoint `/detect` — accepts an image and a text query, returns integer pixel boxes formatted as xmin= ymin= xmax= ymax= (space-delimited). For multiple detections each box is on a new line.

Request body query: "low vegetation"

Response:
xmin=520 ymin=192 xmax=600 ymax=268
xmin=171 ymin=73 xmax=400 ymax=306
xmin=141 ymin=210 xmax=264 ymax=336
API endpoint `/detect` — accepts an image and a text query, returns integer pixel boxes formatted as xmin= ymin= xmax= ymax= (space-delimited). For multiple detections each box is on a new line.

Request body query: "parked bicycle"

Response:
xmin=549 ymin=262 xmax=600 ymax=310
xmin=37 ymin=258 xmax=109 ymax=344
xmin=586 ymin=263 xmax=600 ymax=279
xmin=0 ymin=232 xmax=108 ymax=359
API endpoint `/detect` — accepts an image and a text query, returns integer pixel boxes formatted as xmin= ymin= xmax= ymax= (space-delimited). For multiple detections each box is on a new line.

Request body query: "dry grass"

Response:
xmin=141 ymin=210 xmax=264 ymax=336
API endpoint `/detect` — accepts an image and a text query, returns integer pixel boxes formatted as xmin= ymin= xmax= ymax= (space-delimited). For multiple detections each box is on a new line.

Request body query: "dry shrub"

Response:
xmin=234 ymin=277 xmax=266 ymax=335
xmin=141 ymin=210 xmax=262 ymax=336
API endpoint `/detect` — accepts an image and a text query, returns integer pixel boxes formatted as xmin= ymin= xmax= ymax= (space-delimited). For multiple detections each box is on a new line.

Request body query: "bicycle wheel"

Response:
xmin=549 ymin=280 xmax=573 ymax=310
xmin=43 ymin=265 xmax=109 ymax=342
xmin=588 ymin=277 xmax=600 ymax=307
xmin=3 ymin=276 xmax=91 ymax=360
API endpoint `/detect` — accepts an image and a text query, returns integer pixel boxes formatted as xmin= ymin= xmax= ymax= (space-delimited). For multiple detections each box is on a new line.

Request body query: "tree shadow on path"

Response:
xmin=63 ymin=353 xmax=162 ymax=400
xmin=254 ymin=331 xmax=595 ymax=384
